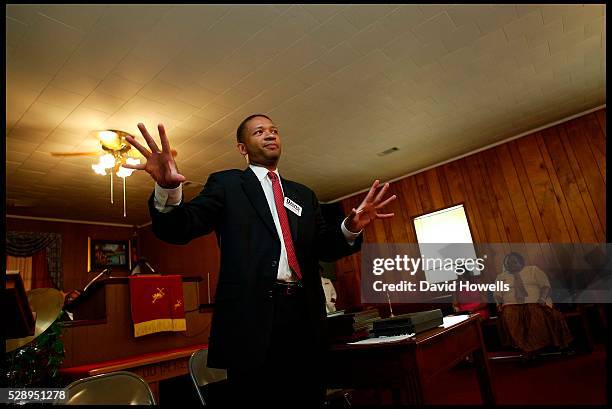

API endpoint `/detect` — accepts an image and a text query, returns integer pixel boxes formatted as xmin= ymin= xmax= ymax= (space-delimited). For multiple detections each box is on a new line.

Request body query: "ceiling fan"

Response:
xmin=50 ymin=130 xmax=178 ymax=162
xmin=49 ymin=130 xmax=178 ymax=218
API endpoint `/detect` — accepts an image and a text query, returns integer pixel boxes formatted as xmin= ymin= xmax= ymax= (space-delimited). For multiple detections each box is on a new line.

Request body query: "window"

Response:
xmin=413 ymin=204 xmax=479 ymax=284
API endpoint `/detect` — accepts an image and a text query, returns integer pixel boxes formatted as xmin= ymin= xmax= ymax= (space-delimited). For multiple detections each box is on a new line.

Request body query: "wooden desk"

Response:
xmin=60 ymin=343 xmax=207 ymax=403
xmin=326 ymin=314 xmax=495 ymax=406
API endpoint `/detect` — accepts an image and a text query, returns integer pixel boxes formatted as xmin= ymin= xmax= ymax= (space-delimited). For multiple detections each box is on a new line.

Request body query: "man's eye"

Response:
xmin=272 ymin=129 xmax=278 ymax=134
xmin=255 ymin=130 xmax=263 ymax=134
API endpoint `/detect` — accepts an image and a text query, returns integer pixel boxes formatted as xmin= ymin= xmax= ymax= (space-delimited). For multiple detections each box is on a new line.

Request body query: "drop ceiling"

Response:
xmin=5 ymin=4 xmax=606 ymax=225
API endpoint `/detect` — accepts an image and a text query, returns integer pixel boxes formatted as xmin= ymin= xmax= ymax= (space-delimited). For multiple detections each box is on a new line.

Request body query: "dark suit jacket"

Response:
xmin=148 ymin=167 xmax=362 ymax=370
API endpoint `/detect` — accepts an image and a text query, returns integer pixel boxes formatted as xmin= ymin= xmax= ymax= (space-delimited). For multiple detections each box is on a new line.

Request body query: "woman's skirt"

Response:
xmin=497 ymin=304 xmax=573 ymax=353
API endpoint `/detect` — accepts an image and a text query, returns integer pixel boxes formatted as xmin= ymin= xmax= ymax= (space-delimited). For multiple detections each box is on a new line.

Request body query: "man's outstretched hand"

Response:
xmin=345 ymin=180 xmax=397 ymax=233
xmin=123 ymin=123 xmax=185 ymax=189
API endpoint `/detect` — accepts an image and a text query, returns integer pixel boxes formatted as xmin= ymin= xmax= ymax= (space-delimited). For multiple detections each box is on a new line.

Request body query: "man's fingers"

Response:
xmin=363 ymin=180 xmax=380 ymax=203
xmin=373 ymin=182 xmax=390 ymax=204
xmin=125 ymin=135 xmax=151 ymax=158
xmin=376 ymin=212 xmax=395 ymax=219
xmin=158 ymin=124 xmax=171 ymax=153
xmin=172 ymin=172 xmax=187 ymax=182
xmin=122 ymin=163 xmax=146 ymax=170
xmin=137 ymin=123 xmax=160 ymax=153
xmin=375 ymin=194 xmax=397 ymax=209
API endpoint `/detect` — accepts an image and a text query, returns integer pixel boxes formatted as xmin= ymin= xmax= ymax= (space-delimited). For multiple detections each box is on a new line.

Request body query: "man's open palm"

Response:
xmin=123 ymin=123 xmax=185 ymax=189
xmin=346 ymin=180 xmax=397 ymax=232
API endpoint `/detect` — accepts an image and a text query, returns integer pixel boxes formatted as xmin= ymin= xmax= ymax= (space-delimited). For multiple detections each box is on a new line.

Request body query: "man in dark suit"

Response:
xmin=125 ymin=115 xmax=396 ymax=407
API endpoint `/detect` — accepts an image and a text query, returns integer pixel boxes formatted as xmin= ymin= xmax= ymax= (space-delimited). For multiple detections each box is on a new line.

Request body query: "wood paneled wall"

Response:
xmin=5 ymin=109 xmax=606 ymax=315
xmin=130 ymin=181 xmax=227 ymax=301
xmin=138 ymin=225 xmax=220 ymax=304
xmin=5 ymin=218 xmax=136 ymax=291
xmin=334 ymin=109 xmax=606 ymax=310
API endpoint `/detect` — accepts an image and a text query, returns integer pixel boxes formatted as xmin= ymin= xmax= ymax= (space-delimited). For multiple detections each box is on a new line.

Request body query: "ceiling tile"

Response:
xmin=341 ymin=4 xmax=398 ymax=30
xmin=4 ymin=4 xmax=605 ymax=224
xmin=113 ymin=52 xmax=166 ymax=84
xmin=346 ymin=21 xmax=396 ymax=56
xmin=37 ymin=86 xmax=86 ymax=111
xmin=382 ymin=30 xmax=422 ymax=60
xmin=96 ymin=74 xmax=143 ymax=101
xmin=309 ymin=14 xmax=359 ymax=49
xmin=36 ymin=4 xmax=108 ymax=32
xmin=139 ymin=80 xmax=182 ymax=104
xmin=81 ymin=89 xmax=127 ymax=114
xmin=301 ymin=4 xmax=346 ymax=24
xmin=503 ymin=9 xmax=544 ymax=40
xmin=175 ymin=84 xmax=217 ymax=108
xmin=6 ymin=16 xmax=28 ymax=48
xmin=412 ymin=11 xmax=457 ymax=43
xmin=379 ymin=7 xmax=427 ymax=39
xmin=51 ymin=69 xmax=101 ymax=96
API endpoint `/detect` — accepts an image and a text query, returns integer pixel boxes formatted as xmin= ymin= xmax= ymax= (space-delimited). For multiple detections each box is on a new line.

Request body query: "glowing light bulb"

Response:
xmin=98 ymin=130 xmax=120 ymax=150
xmin=116 ymin=166 xmax=134 ymax=178
xmin=92 ymin=163 xmax=107 ymax=176
xmin=100 ymin=153 xmax=116 ymax=169
xmin=125 ymin=157 xmax=140 ymax=166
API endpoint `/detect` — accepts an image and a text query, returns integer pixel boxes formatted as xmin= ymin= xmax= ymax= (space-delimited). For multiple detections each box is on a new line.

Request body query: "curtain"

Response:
xmin=6 ymin=232 xmax=62 ymax=289
xmin=31 ymin=249 xmax=53 ymax=289
xmin=6 ymin=255 xmax=33 ymax=290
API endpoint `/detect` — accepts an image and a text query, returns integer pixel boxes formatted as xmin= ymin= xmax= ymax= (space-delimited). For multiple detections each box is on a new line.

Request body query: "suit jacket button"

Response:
xmin=271 ymin=260 xmax=278 ymax=267
xmin=268 ymin=289 xmax=273 ymax=299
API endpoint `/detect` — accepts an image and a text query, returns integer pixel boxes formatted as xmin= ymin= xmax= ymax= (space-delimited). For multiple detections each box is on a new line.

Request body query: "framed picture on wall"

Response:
xmin=88 ymin=238 xmax=131 ymax=271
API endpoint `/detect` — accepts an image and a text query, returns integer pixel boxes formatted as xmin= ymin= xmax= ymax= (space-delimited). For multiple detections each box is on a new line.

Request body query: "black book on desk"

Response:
xmin=327 ymin=308 xmax=381 ymax=337
xmin=371 ymin=309 xmax=443 ymax=337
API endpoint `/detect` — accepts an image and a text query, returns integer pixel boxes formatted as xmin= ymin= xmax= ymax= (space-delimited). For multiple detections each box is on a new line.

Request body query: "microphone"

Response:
xmin=83 ymin=268 xmax=112 ymax=293
xmin=386 ymin=291 xmax=395 ymax=318
xmin=130 ymin=257 xmax=156 ymax=275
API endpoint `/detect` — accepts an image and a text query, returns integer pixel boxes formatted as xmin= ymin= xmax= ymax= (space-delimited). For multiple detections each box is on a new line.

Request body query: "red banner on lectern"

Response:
xmin=128 ymin=275 xmax=186 ymax=337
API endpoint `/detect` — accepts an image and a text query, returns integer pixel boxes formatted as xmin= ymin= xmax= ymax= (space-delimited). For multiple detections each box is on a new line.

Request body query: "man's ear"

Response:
xmin=236 ymin=142 xmax=247 ymax=156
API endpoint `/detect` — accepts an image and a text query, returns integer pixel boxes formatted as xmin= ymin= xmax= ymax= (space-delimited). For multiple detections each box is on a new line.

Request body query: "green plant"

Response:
xmin=4 ymin=311 xmax=66 ymax=388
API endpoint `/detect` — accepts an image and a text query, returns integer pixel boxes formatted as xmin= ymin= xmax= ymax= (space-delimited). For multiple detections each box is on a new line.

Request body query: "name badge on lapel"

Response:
xmin=284 ymin=197 xmax=302 ymax=216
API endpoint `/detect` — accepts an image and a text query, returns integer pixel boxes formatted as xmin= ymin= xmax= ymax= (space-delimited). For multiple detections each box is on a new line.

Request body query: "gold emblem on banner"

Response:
xmin=152 ymin=287 xmax=166 ymax=304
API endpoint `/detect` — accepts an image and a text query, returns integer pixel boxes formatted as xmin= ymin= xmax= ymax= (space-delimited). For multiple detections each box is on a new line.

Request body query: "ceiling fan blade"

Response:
xmin=126 ymin=148 xmax=177 ymax=157
xmin=50 ymin=151 xmax=101 ymax=157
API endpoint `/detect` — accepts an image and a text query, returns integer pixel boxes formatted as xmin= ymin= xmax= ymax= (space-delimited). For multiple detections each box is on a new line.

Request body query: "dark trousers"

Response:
xmin=227 ymin=283 xmax=326 ymax=408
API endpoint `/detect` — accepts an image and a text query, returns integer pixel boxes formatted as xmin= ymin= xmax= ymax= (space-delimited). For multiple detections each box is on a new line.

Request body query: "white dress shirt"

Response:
xmin=153 ymin=164 xmax=361 ymax=281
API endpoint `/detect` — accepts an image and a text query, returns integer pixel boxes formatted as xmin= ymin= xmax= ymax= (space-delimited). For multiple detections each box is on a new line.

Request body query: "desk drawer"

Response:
xmin=417 ymin=321 xmax=480 ymax=381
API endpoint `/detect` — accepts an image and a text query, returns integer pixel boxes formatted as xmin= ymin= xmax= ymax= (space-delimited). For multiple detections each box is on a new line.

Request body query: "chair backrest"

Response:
xmin=188 ymin=349 xmax=227 ymax=406
xmin=64 ymin=370 xmax=156 ymax=405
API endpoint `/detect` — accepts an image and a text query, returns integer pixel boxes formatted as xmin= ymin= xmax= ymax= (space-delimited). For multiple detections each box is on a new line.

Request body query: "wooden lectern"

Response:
xmin=3 ymin=271 xmax=36 ymax=338
xmin=59 ymin=275 xmax=212 ymax=403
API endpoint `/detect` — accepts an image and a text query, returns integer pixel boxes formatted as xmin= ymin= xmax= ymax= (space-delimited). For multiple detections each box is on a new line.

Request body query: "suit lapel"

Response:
xmin=280 ymin=176 xmax=299 ymax=244
xmin=241 ymin=168 xmax=278 ymax=240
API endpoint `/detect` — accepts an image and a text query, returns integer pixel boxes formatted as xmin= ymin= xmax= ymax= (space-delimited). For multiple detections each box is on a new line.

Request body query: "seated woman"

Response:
xmin=453 ymin=269 xmax=490 ymax=320
xmin=494 ymin=252 xmax=573 ymax=360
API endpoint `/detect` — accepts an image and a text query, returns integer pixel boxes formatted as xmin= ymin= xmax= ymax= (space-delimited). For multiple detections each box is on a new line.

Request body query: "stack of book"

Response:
xmin=371 ymin=309 xmax=443 ymax=337
xmin=327 ymin=308 xmax=381 ymax=342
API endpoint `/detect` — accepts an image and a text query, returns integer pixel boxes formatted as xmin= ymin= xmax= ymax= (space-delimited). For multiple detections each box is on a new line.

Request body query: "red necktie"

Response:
xmin=268 ymin=171 xmax=302 ymax=280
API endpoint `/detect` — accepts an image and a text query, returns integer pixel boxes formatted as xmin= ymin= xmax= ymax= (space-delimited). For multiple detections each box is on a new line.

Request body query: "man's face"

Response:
xmin=237 ymin=116 xmax=282 ymax=167
xmin=505 ymin=255 xmax=524 ymax=273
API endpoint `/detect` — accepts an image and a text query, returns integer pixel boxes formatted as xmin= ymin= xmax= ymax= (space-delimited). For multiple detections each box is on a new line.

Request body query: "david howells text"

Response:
xmin=372 ymin=280 xmax=510 ymax=292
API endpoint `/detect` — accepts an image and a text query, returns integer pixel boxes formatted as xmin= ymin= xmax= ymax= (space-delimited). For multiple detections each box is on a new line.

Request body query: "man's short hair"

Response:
xmin=503 ymin=252 xmax=525 ymax=269
xmin=236 ymin=114 xmax=272 ymax=143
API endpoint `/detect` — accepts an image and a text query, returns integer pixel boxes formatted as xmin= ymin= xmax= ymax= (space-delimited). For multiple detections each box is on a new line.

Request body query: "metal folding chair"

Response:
xmin=188 ymin=348 xmax=228 ymax=407
xmin=63 ymin=370 xmax=156 ymax=405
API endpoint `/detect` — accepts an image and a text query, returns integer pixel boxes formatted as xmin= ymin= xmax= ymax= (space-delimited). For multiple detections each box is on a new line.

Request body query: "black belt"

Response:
xmin=273 ymin=280 xmax=303 ymax=297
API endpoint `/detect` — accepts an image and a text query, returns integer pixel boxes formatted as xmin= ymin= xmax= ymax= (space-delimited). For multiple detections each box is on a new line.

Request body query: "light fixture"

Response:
xmin=90 ymin=130 xmax=141 ymax=218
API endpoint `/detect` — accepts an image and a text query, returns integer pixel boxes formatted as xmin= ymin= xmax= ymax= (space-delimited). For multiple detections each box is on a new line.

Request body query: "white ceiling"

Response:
xmin=6 ymin=4 xmax=606 ymax=225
